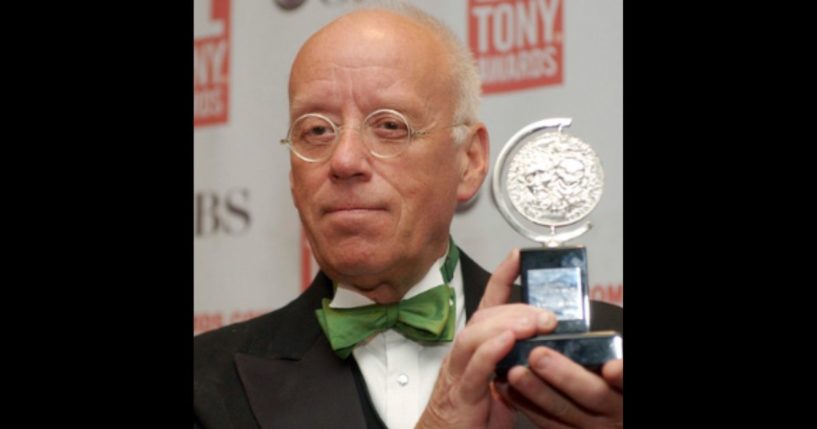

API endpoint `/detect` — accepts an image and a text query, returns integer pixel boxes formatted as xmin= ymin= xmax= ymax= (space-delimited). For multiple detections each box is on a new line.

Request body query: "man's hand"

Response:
xmin=496 ymin=349 xmax=623 ymax=428
xmin=418 ymin=248 xmax=624 ymax=428
xmin=417 ymin=250 xmax=558 ymax=428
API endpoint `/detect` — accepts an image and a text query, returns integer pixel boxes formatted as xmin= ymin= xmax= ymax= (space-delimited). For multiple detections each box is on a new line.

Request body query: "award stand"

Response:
xmin=491 ymin=118 xmax=622 ymax=378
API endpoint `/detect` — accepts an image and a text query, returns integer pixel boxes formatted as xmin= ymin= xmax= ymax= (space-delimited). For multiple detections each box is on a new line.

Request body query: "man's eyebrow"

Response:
xmin=288 ymin=98 xmax=329 ymax=118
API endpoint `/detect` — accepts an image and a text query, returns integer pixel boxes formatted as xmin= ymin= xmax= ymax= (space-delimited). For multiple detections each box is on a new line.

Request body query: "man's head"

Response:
xmin=286 ymin=4 xmax=489 ymax=302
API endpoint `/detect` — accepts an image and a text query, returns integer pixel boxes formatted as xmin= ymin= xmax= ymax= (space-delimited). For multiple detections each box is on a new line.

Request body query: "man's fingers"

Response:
xmin=446 ymin=306 xmax=556 ymax=378
xmin=479 ymin=249 xmax=520 ymax=309
xmin=495 ymin=380 xmax=573 ymax=429
xmin=506 ymin=365 xmax=585 ymax=427
xmin=458 ymin=330 xmax=516 ymax=404
xmin=602 ymin=359 xmax=623 ymax=392
xmin=526 ymin=347 xmax=623 ymax=416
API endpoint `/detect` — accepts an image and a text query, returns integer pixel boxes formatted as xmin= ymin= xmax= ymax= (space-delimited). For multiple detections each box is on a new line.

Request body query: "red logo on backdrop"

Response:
xmin=194 ymin=0 xmax=231 ymax=127
xmin=468 ymin=0 xmax=563 ymax=94
xmin=591 ymin=283 xmax=623 ymax=307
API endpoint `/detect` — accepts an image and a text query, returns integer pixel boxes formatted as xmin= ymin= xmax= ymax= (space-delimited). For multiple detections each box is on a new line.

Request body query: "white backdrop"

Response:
xmin=194 ymin=0 xmax=622 ymax=335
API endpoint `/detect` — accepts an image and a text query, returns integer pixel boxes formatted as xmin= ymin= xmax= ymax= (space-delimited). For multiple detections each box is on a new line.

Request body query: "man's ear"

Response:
xmin=456 ymin=123 xmax=489 ymax=203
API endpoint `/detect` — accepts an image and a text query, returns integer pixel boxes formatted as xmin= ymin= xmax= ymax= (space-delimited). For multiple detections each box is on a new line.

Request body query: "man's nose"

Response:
xmin=328 ymin=126 xmax=371 ymax=181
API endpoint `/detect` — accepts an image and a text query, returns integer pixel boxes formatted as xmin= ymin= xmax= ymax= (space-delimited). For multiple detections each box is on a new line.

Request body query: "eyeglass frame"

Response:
xmin=280 ymin=108 xmax=466 ymax=163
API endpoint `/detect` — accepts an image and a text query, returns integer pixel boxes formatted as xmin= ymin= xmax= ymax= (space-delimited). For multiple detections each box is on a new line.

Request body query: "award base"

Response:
xmin=494 ymin=247 xmax=622 ymax=378
xmin=495 ymin=331 xmax=622 ymax=378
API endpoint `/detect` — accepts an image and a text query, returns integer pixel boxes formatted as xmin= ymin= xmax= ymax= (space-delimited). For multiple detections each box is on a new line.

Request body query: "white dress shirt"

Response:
xmin=330 ymin=252 xmax=466 ymax=429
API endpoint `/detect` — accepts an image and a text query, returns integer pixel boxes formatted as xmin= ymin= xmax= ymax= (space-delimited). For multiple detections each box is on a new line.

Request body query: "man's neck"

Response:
xmin=335 ymin=241 xmax=451 ymax=304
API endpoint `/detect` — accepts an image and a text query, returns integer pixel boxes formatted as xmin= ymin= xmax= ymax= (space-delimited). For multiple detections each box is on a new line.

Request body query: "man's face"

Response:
xmin=287 ymin=12 xmax=483 ymax=293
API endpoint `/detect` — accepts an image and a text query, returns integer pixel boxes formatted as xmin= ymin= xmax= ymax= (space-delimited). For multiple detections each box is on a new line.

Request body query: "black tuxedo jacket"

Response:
xmin=194 ymin=249 xmax=623 ymax=428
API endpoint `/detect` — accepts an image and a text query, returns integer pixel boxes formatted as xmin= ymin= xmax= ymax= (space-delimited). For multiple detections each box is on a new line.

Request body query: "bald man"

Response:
xmin=194 ymin=4 xmax=623 ymax=429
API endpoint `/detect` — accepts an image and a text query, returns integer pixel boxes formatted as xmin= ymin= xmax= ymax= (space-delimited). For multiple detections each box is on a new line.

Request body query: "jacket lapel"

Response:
xmin=459 ymin=249 xmax=492 ymax=319
xmin=234 ymin=271 xmax=369 ymax=429
xmin=235 ymin=339 xmax=367 ymax=428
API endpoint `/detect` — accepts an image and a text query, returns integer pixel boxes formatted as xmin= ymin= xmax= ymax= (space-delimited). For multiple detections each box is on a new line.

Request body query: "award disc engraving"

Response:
xmin=493 ymin=118 xmax=604 ymax=246
xmin=505 ymin=132 xmax=604 ymax=227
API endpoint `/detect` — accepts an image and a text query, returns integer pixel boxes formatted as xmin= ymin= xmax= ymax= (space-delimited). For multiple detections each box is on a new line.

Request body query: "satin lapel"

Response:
xmin=235 ymin=337 xmax=367 ymax=429
xmin=458 ymin=248 xmax=492 ymax=320
xmin=234 ymin=272 xmax=368 ymax=429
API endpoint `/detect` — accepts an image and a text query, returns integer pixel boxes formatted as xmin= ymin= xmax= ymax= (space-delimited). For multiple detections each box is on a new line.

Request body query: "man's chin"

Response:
xmin=324 ymin=258 xmax=384 ymax=282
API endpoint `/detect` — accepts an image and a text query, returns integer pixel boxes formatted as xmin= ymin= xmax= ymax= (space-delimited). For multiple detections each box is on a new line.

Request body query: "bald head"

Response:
xmin=289 ymin=6 xmax=481 ymax=131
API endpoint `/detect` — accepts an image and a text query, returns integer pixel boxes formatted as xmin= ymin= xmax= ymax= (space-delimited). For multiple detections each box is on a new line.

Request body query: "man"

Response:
xmin=194 ymin=3 xmax=623 ymax=428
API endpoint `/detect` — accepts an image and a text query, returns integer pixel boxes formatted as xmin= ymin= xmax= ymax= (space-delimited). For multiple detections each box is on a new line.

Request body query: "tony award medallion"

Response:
xmin=493 ymin=118 xmax=622 ymax=377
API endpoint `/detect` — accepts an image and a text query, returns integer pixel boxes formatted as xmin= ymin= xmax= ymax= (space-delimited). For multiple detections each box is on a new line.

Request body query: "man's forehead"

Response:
xmin=288 ymin=70 xmax=431 ymax=122
xmin=288 ymin=12 xmax=452 ymax=118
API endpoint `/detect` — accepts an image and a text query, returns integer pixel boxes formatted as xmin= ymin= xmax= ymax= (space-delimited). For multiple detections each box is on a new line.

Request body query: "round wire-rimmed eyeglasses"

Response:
xmin=280 ymin=109 xmax=462 ymax=162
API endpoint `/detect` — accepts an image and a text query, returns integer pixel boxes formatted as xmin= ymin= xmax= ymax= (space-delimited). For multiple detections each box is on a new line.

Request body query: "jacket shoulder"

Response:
xmin=195 ymin=272 xmax=332 ymax=373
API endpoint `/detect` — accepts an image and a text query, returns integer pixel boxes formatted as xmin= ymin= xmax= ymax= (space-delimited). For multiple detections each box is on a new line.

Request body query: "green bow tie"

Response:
xmin=316 ymin=239 xmax=459 ymax=359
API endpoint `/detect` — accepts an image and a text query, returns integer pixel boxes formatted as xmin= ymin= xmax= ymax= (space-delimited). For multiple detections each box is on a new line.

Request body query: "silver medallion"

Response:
xmin=493 ymin=118 xmax=604 ymax=247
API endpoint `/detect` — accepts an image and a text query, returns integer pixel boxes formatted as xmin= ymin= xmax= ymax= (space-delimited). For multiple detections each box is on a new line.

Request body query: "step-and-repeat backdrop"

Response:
xmin=194 ymin=0 xmax=622 ymax=335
